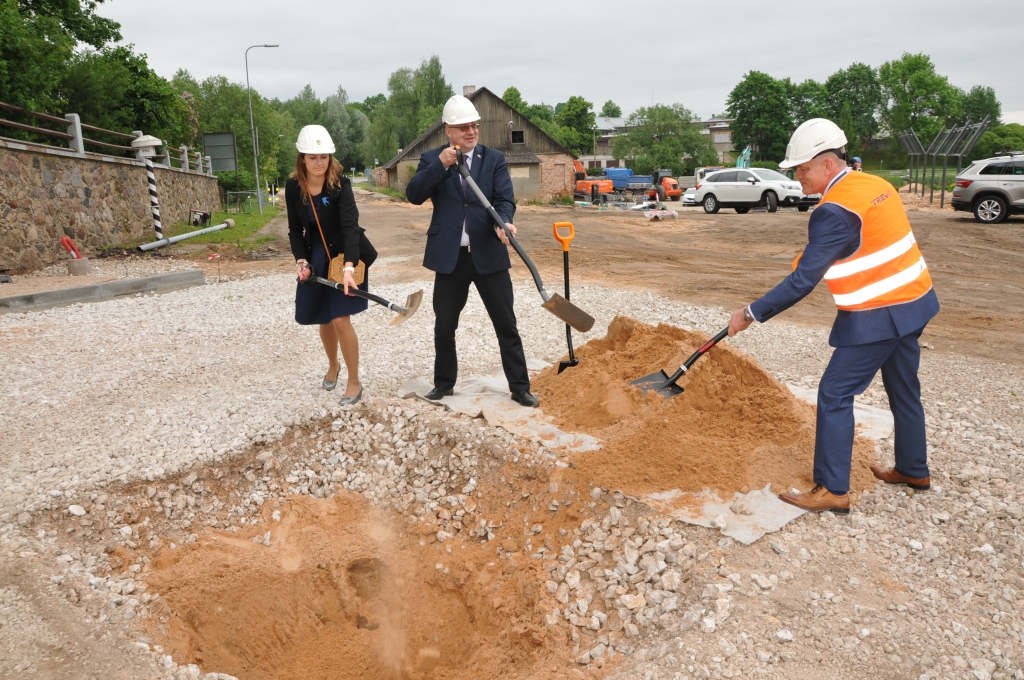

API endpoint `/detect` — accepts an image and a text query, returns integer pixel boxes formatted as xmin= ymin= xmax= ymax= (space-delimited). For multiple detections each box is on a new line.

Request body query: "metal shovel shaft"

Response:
xmin=455 ymin=149 xmax=595 ymax=333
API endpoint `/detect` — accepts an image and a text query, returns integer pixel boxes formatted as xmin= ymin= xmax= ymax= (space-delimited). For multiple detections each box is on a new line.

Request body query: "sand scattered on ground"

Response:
xmin=142 ymin=492 xmax=578 ymax=680
xmin=534 ymin=316 xmax=876 ymax=497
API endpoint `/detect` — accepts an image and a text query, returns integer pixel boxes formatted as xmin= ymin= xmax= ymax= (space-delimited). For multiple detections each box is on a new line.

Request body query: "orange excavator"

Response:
xmin=572 ymin=160 xmax=612 ymax=201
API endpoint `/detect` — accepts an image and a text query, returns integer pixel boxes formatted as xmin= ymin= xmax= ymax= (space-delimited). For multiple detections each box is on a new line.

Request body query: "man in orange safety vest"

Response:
xmin=728 ymin=118 xmax=940 ymax=514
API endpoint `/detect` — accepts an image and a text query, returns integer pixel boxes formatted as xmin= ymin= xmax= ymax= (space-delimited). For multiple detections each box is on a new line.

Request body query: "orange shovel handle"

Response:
xmin=553 ymin=222 xmax=575 ymax=252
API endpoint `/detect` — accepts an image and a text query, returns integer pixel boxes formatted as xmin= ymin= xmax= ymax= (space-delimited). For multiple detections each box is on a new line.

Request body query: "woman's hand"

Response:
xmin=343 ymin=263 xmax=357 ymax=295
xmin=296 ymin=259 xmax=310 ymax=281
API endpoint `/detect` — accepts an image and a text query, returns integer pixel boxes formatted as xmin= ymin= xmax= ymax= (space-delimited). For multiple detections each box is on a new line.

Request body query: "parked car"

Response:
xmin=693 ymin=168 xmax=816 ymax=214
xmin=682 ymin=187 xmax=696 ymax=205
xmin=951 ymin=153 xmax=1024 ymax=223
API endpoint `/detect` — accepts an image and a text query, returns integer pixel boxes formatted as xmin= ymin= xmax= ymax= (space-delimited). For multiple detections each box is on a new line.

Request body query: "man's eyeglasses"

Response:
xmin=449 ymin=123 xmax=480 ymax=132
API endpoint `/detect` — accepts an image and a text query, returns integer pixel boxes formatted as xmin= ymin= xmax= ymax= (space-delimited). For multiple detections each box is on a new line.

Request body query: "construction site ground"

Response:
xmin=2 ymin=188 xmax=1023 ymax=680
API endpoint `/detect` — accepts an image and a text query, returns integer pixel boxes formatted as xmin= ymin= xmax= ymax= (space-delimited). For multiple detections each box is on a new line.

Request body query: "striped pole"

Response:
xmin=144 ymin=156 xmax=163 ymax=239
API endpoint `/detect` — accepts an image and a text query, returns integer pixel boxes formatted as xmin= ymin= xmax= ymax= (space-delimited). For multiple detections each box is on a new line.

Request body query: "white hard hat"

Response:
xmin=778 ymin=118 xmax=848 ymax=169
xmin=295 ymin=125 xmax=336 ymax=154
xmin=442 ymin=95 xmax=481 ymax=126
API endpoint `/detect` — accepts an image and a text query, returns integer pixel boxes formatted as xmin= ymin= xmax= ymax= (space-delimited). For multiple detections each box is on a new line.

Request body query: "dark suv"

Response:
xmin=951 ymin=153 xmax=1024 ymax=223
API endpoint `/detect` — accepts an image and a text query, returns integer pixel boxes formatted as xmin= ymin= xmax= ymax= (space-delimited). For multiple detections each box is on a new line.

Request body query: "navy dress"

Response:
xmin=294 ymin=191 xmax=369 ymax=325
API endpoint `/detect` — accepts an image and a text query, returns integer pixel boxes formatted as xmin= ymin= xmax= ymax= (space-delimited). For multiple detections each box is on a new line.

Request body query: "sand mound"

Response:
xmin=143 ymin=493 xmax=568 ymax=680
xmin=534 ymin=316 xmax=876 ymax=497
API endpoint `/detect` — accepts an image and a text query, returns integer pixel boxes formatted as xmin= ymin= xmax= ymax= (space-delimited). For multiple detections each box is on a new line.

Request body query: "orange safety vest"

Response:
xmin=794 ymin=171 xmax=932 ymax=312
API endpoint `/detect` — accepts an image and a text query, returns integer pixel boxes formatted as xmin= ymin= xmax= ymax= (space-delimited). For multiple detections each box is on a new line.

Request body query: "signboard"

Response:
xmin=202 ymin=132 xmax=238 ymax=172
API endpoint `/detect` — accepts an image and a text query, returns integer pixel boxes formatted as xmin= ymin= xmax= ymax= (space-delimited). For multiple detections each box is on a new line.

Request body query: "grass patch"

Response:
xmin=161 ymin=205 xmax=282 ymax=246
xmin=368 ymin=185 xmax=407 ymax=200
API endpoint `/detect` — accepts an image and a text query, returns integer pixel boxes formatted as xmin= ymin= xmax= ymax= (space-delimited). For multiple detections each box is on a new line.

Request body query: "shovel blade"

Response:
xmin=557 ymin=359 xmax=580 ymax=374
xmin=541 ymin=294 xmax=595 ymax=333
xmin=389 ymin=289 xmax=424 ymax=326
xmin=630 ymin=370 xmax=684 ymax=398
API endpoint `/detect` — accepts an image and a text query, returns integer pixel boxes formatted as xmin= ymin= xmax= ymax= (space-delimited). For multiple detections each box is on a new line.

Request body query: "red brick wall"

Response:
xmin=537 ymin=153 xmax=575 ymax=202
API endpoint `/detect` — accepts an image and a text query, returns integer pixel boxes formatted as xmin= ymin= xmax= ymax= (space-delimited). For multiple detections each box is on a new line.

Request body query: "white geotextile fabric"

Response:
xmin=397 ymin=360 xmax=600 ymax=453
xmin=642 ymin=485 xmax=805 ymax=546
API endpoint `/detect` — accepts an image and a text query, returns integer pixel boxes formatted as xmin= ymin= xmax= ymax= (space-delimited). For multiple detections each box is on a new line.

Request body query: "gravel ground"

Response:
xmin=2 ymin=263 xmax=1024 ymax=679
xmin=22 ymin=255 xmax=198 ymax=280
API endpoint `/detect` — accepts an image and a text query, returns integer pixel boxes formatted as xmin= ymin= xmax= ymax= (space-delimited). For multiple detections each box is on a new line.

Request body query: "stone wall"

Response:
xmin=538 ymin=153 xmax=575 ymax=202
xmin=0 ymin=140 xmax=220 ymax=272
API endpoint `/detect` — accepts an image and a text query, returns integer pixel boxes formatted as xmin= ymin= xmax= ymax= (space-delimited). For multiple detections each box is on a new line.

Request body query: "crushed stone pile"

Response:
xmin=534 ymin=316 xmax=877 ymax=497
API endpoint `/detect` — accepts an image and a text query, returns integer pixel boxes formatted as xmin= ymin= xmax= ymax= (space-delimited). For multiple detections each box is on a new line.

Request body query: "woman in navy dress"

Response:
xmin=287 ymin=125 xmax=377 ymax=405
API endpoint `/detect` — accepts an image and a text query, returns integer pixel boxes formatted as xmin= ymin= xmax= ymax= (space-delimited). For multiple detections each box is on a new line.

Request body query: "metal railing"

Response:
xmin=0 ymin=100 xmax=213 ymax=176
xmin=898 ymin=116 xmax=990 ymax=207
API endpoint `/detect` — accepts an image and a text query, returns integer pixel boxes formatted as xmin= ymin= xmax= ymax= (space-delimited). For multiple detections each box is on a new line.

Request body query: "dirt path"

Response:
xmin=350 ymin=191 xmax=1024 ymax=365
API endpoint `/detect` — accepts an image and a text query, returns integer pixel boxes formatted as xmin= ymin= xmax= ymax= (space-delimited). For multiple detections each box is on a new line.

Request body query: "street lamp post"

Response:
xmin=245 ymin=43 xmax=278 ymax=215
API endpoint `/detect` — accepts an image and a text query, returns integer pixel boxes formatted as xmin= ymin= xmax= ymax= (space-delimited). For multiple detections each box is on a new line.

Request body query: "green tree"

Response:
xmin=823 ymin=63 xmax=882 ymax=145
xmin=727 ymin=71 xmax=792 ymax=161
xmin=61 ymin=45 xmax=188 ymax=143
xmin=600 ymin=100 xmax=622 ymax=117
xmin=0 ymin=0 xmax=75 ymax=110
xmin=785 ymin=79 xmax=829 ymax=125
xmin=189 ymin=75 xmax=282 ymax=188
xmin=837 ymin=101 xmax=858 ymax=158
xmin=967 ymin=123 xmax=1024 ymax=162
xmin=961 ymin=85 xmax=1001 ymax=124
xmin=878 ymin=52 xmax=963 ymax=144
xmin=350 ymin=93 xmax=386 ymax=120
xmin=612 ymin=104 xmax=718 ymax=175
xmin=502 ymin=86 xmax=526 ymax=112
xmin=554 ymin=96 xmax=595 ymax=154
xmin=524 ymin=103 xmax=554 ymax=126
xmin=18 ymin=0 xmax=121 ymax=48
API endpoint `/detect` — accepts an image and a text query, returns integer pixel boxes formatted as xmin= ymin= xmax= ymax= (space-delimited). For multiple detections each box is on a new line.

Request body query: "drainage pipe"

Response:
xmin=136 ymin=219 xmax=234 ymax=252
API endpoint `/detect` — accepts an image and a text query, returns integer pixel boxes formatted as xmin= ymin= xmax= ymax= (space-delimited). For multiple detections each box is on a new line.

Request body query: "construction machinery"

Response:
xmin=649 ymin=169 xmax=682 ymax=201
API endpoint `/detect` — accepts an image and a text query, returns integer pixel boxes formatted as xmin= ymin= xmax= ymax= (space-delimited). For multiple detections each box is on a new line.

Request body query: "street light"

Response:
xmin=245 ymin=43 xmax=278 ymax=215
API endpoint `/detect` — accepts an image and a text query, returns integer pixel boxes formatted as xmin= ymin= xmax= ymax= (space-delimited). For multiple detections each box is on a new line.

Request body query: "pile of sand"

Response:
xmin=534 ymin=316 xmax=876 ymax=497
xmin=143 ymin=493 xmax=572 ymax=680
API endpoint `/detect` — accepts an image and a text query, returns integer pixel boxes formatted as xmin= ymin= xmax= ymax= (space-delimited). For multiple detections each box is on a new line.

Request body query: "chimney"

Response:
xmin=463 ymin=85 xmax=476 ymax=96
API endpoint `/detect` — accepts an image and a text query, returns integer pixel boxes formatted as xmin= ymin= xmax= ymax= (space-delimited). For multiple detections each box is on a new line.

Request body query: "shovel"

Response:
xmin=454 ymin=146 xmax=595 ymax=333
xmin=553 ymin=221 xmax=579 ymax=373
xmin=630 ymin=326 xmax=729 ymax=397
xmin=299 ymin=265 xmax=423 ymax=326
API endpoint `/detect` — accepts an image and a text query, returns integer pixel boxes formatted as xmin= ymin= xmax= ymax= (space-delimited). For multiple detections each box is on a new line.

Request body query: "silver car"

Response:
xmin=694 ymin=168 xmax=815 ymax=214
xmin=682 ymin=187 xmax=696 ymax=206
xmin=951 ymin=153 xmax=1024 ymax=223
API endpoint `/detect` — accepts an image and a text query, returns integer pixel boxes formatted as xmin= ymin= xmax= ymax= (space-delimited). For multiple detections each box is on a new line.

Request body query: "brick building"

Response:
xmin=382 ymin=86 xmax=577 ymax=202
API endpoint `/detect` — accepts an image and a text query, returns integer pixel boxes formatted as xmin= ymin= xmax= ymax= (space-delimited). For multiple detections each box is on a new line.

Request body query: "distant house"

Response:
xmin=700 ymin=116 xmax=736 ymax=163
xmin=382 ymin=86 xmax=577 ymax=202
xmin=586 ymin=116 xmax=629 ymax=169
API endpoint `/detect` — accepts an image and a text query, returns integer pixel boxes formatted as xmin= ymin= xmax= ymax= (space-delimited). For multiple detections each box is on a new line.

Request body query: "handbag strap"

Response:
xmin=303 ymin=184 xmax=333 ymax=260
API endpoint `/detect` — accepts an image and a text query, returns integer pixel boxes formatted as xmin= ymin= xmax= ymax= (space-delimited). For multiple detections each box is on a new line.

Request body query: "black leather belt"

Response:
xmin=460 ymin=245 xmax=471 ymax=252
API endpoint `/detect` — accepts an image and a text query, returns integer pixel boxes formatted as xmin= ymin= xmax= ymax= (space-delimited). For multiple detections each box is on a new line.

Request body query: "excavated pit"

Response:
xmin=139 ymin=493 xmax=570 ymax=680
xmin=534 ymin=316 xmax=877 ymax=497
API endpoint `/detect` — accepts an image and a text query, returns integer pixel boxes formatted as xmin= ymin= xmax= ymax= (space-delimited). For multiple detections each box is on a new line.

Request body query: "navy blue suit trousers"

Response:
xmin=815 ymin=328 xmax=929 ymax=494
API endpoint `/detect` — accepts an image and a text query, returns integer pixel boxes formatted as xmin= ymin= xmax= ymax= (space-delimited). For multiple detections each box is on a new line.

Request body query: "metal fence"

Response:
xmin=898 ymin=117 xmax=990 ymax=207
xmin=0 ymin=100 xmax=213 ymax=176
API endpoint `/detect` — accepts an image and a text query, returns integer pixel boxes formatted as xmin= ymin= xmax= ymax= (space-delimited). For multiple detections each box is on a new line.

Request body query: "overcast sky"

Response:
xmin=98 ymin=0 xmax=1024 ymax=120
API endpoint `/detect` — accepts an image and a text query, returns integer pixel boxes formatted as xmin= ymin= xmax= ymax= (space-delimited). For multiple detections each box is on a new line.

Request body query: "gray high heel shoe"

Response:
xmin=338 ymin=386 xmax=362 ymax=406
xmin=322 ymin=366 xmax=341 ymax=391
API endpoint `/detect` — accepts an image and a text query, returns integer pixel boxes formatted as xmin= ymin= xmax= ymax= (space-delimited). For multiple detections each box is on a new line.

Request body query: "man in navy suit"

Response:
xmin=406 ymin=95 xmax=538 ymax=407
xmin=728 ymin=119 xmax=939 ymax=513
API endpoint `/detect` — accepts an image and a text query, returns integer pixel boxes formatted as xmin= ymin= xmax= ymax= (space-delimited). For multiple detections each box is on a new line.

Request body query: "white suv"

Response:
xmin=694 ymin=168 xmax=815 ymax=214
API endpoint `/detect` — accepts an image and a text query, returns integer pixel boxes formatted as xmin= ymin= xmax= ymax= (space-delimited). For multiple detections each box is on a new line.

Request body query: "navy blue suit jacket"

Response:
xmin=749 ymin=200 xmax=939 ymax=347
xmin=405 ymin=144 xmax=516 ymax=275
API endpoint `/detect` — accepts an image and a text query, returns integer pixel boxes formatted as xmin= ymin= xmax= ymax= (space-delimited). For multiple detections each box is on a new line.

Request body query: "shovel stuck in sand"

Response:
xmin=630 ymin=326 xmax=729 ymax=397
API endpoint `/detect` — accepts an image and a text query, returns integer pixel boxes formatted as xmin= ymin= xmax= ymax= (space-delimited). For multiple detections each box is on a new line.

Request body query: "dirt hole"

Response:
xmin=140 ymin=493 xmax=571 ymax=679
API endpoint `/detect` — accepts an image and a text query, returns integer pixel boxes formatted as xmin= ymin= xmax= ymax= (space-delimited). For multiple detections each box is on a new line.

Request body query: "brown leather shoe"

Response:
xmin=779 ymin=485 xmax=850 ymax=514
xmin=870 ymin=465 xmax=930 ymax=490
